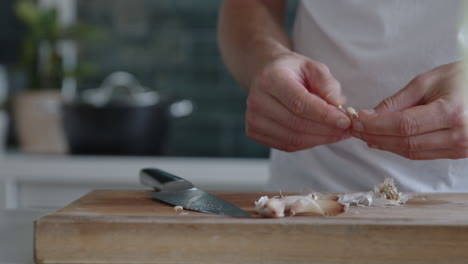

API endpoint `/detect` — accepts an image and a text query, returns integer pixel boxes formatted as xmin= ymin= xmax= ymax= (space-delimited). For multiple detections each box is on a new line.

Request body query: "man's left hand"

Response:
xmin=350 ymin=62 xmax=468 ymax=160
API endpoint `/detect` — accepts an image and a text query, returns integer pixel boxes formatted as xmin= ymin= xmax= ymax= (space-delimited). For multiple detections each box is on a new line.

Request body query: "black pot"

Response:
xmin=62 ymin=99 xmax=172 ymax=156
xmin=61 ymin=72 xmax=192 ymax=156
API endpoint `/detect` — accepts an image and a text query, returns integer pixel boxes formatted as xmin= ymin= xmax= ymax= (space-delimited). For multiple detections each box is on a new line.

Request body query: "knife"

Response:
xmin=140 ymin=168 xmax=251 ymax=217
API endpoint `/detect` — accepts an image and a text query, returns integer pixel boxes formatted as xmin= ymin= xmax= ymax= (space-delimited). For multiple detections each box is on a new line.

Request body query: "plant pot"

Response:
xmin=13 ymin=90 xmax=68 ymax=154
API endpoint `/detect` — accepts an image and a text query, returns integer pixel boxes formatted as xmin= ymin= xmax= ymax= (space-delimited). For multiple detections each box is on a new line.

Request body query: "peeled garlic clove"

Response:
xmin=283 ymin=194 xmax=313 ymax=210
xmin=255 ymin=193 xmax=346 ymax=218
xmin=255 ymin=197 xmax=286 ymax=218
xmin=314 ymin=193 xmax=340 ymax=201
xmin=290 ymin=198 xmax=323 ymax=216
xmin=315 ymin=200 xmax=346 ymax=215
xmin=291 ymin=198 xmax=345 ymax=216
xmin=346 ymin=107 xmax=358 ymax=118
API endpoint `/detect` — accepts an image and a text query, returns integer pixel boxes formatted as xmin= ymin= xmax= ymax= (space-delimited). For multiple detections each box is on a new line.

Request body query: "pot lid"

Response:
xmin=80 ymin=71 xmax=159 ymax=107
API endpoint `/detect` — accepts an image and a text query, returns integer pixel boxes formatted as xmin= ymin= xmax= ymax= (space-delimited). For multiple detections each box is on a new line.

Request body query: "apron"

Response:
xmin=268 ymin=0 xmax=468 ymax=192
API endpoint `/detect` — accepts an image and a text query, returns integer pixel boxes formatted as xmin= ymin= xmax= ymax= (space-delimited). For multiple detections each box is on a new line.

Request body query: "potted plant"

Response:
xmin=13 ymin=0 xmax=100 ymax=154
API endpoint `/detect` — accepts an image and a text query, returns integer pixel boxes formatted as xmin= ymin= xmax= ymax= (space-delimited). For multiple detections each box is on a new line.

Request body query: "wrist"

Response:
xmin=251 ymin=37 xmax=291 ymax=70
xmin=248 ymin=48 xmax=299 ymax=90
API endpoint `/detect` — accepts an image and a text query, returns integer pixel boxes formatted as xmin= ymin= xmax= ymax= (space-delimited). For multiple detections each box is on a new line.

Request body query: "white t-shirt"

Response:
xmin=269 ymin=0 xmax=468 ymax=192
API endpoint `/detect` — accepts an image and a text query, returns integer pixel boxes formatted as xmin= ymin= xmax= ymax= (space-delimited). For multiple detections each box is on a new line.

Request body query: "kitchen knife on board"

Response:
xmin=140 ymin=168 xmax=251 ymax=217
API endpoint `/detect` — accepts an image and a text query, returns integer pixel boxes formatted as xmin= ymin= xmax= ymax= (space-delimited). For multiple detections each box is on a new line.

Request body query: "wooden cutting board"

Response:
xmin=35 ymin=190 xmax=468 ymax=264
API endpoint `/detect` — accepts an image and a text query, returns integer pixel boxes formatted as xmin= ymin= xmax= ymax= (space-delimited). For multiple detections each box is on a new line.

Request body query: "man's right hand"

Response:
xmin=245 ymin=52 xmax=351 ymax=152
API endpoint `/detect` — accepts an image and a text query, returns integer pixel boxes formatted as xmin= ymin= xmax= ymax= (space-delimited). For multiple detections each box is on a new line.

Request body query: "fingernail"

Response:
xmin=336 ymin=118 xmax=348 ymax=129
xmin=337 ymin=95 xmax=347 ymax=105
xmin=354 ymin=121 xmax=364 ymax=132
xmin=326 ymin=91 xmax=346 ymax=105
xmin=362 ymin=109 xmax=376 ymax=115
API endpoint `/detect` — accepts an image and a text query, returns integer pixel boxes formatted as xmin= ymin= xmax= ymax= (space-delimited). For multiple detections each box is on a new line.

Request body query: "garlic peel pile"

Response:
xmin=338 ymin=178 xmax=412 ymax=207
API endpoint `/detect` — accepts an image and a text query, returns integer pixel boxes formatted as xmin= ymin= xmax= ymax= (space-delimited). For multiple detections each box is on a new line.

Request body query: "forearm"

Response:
xmin=218 ymin=0 xmax=292 ymax=89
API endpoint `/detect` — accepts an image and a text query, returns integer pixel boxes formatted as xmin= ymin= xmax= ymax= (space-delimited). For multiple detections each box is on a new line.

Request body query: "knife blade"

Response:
xmin=140 ymin=168 xmax=251 ymax=218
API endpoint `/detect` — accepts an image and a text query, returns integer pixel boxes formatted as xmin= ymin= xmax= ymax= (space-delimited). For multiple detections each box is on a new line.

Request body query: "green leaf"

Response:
xmin=14 ymin=1 xmax=41 ymax=27
xmin=14 ymin=0 xmax=104 ymax=90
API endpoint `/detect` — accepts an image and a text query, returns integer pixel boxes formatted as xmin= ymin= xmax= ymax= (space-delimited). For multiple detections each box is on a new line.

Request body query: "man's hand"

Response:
xmin=246 ymin=52 xmax=351 ymax=152
xmin=350 ymin=62 xmax=468 ymax=160
xmin=219 ymin=0 xmax=350 ymax=151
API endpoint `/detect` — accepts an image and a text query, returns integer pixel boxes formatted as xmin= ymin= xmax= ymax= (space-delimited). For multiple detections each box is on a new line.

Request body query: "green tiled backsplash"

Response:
xmin=77 ymin=0 xmax=297 ymax=157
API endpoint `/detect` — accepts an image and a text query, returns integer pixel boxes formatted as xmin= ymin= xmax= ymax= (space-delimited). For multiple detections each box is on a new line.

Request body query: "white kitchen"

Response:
xmin=0 ymin=0 xmax=272 ymax=263
xmin=2 ymin=0 xmax=468 ymax=263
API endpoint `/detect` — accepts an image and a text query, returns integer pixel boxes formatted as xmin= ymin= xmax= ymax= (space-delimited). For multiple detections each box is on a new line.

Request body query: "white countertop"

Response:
xmin=0 ymin=209 xmax=48 ymax=264
xmin=0 ymin=154 xmax=270 ymax=264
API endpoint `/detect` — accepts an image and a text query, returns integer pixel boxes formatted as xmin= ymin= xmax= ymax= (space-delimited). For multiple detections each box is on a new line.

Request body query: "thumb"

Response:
xmin=304 ymin=61 xmax=346 ymax=106
xmin=374 ymin=77 xmax=425 ymax=113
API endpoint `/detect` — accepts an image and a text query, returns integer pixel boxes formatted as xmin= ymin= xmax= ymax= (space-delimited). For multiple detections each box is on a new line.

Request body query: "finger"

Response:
xmin=265 ymin=73 xmax=351 ymax=129
xmin=246 ymin=113 xmax=348 ymax=152
xmin=350 ymin=129 xmax=461 ymax=151
xmin=374 ymin=74 xmax=428 ymax=113
xmin=247 ymin=90 xmax=348 ymax=136
xmin=375 ymin=148 xmax=468 ymax=160
xmin=304 ymin=61 xmax=346 ymax=106
xmin=353 ymin=101 xmax=451 ymax=136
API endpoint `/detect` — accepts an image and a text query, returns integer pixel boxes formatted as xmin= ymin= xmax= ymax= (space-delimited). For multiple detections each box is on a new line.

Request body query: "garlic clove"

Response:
xmin=346 ymin=107 xmax=359 ymax=118
xmin=290 ymin=198 xmax=323 ymax=216
xmin=314 ymin=200 xmax=346 ymax=215
xmin=291 ymin=198 xmax=345 ymax=216
xmin=314 ymin=193 xmax=340 ymax=201
xmin=255 ymin=197 xmax=286 ymax=218
xmin=283 ymin=195 xmax=313 ymax=210
xmin=255 ymin=193 xmax=346 ymax=218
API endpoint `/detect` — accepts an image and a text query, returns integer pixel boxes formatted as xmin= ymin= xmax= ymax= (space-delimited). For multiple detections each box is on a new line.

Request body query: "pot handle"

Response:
xmin=169 ymin=99 xmax=194 ymax=118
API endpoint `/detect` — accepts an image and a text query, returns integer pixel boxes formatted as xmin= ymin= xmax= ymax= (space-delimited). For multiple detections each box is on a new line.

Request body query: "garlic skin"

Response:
xmin=375 ymin=177 xmax=401 ymax=200
xmin=338 ymin=177 xmax=412 ymax=207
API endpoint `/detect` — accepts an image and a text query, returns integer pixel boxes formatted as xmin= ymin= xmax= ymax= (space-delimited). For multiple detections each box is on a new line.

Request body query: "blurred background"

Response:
xmin=0 ymin=0 xmax=298 ymax=158
xmin=0 ymin=5 xmax=299 ymax=259
xmin=1 ymin=3 xmax=465 ymax=263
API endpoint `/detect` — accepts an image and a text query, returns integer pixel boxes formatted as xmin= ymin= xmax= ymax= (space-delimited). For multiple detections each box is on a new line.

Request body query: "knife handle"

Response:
xmin=140 ymin=168 xmax=194 ymax=191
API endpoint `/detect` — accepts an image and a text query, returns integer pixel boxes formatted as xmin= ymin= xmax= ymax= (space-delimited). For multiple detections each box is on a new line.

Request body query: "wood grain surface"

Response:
xmin=35 ymin=190 xmax=468 ymax=264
